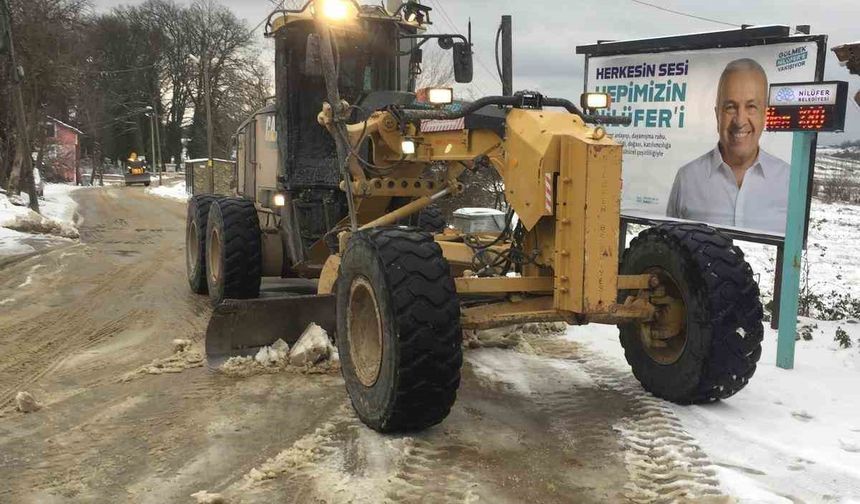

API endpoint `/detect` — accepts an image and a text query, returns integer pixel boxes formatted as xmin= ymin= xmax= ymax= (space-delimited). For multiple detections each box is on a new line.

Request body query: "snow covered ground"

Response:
xmin=739 ymin=198 xmax=860 ymax=305
xmin=146 ymin=180 xmax=188 ymax=201
xmin=0 ymin=184 xmax=80 ymax=257
xmin=602 ymin=196 xmax=860 ymax=502
xmin=574 ymin=320 xmax=860 ymax=503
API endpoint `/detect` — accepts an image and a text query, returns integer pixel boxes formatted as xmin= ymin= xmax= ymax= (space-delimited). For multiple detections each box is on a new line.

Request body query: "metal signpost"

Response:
xmin=767 ymin=81 xmax=849 ymax=368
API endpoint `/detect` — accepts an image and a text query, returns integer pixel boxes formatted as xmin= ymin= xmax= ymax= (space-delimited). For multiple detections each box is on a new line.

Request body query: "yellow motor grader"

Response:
xmin=186 ymin=0 xmax=763 ymax=433
xmin=124 ymin=152 xmax=152 ymax=187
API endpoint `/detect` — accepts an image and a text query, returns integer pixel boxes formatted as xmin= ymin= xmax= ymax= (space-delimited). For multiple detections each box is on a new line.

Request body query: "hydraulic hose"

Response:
xmin=394 ymin=95 xmax=632 ymax=127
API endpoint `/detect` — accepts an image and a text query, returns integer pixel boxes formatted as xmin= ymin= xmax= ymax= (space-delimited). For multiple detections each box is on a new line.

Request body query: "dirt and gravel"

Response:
xmin=0 ymin=186 xmax=735 ymax=503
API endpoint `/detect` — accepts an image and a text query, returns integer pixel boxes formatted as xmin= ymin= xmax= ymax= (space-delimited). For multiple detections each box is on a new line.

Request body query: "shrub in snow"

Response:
xmin=799 ymin=290 xmax=860 ymax=321
xmin=834 ymin=327 xmax=852 ymax=349
xmin=797 ymin=324 xmax=815 ymax=341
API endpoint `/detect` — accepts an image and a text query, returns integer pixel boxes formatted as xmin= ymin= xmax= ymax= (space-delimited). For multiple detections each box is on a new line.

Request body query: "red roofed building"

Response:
xmin=44 ymin=117 xmax=82 ymax=183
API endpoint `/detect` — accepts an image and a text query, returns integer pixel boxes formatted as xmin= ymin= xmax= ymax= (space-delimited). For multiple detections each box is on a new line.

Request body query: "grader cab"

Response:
xmin=186 ymin=0 xmax=764 ymax=433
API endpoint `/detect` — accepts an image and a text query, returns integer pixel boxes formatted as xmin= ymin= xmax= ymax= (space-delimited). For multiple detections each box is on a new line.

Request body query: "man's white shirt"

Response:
xmin=666 ymin=145 xmax=790 ymax=234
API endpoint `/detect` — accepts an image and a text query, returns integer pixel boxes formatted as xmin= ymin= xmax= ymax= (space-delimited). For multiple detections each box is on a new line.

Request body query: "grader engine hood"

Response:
xmin=502 ymin=109 xmax=622 ymax=314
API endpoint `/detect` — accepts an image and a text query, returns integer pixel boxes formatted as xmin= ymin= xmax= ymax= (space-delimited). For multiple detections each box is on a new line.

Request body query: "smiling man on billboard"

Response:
xmin=666 ymin=58 xmax=790 ymax=234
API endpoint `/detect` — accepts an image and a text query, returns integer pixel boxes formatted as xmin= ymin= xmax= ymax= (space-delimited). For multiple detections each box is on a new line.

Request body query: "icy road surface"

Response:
xmin=0 ymin=185 xmax=857 ymax=503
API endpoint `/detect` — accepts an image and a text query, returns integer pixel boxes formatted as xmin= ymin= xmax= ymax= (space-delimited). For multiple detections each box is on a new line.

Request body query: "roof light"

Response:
xmin=316 ymin=0 xmax=355 ymax=21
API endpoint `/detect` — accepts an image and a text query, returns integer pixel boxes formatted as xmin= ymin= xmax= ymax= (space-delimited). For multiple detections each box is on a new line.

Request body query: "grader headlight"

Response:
xmin=401 ymin=139 xmax=416 ymax=155
xmin=427 ymin=87 xmax=454 ymax=105
xmin=314 ymin=0 xmax=357 ymax=21
xmin=581 ymin=92 xmax=611 ymax=111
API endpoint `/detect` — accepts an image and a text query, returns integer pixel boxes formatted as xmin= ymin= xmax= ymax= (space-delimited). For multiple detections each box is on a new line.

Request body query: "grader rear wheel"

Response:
xmin=186 ymin=194 xmax=221 ymax=294
xmin=336 ymin=228 xmax=462 ymax=433
xmin=205 ymin=197 xmax=262 ymax=306
xmin=619 ymin=223 xmax=763 ymax=403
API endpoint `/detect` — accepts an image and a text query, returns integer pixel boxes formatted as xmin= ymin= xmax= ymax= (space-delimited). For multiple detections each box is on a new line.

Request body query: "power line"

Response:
xmin=97 ymin=63 xmax=157 ymax=75
xmin=630 ymin=0 xmax=740 ymax=28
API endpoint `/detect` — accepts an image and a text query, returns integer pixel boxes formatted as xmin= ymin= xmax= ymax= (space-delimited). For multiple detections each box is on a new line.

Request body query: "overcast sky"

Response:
xmin=90 ymin=0 xmax=860 ymax=142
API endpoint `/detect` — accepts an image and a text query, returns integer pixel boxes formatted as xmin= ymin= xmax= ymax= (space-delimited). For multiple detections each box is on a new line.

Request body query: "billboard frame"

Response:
xmin=577 ymin=25 xmax=828 ymax=246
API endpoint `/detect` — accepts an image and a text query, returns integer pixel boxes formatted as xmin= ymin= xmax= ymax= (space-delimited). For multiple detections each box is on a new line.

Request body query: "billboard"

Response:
xmin=579 ymin=31 xmax=826 ymax=239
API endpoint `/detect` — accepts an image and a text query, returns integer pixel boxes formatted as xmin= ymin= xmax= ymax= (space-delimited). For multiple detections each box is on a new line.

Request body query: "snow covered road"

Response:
xmin=1 ymin=185 xmax=859 ymax=503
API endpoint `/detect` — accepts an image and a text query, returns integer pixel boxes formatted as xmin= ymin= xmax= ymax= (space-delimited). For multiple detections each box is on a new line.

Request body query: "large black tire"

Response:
xmin=336 ymin=228 xmax=462 ymax=432
xmin=186 ymin=194 xmax=220 ymax=294
xmin=206 ymin=197 xmax=262 ymax=306
xmin=415 ymin=204 xmax=446 ymax=233
xmin=618 ymin=223 xmax=763 ymax=403
xmin=391 ymin=197 xmax=447 ymax=233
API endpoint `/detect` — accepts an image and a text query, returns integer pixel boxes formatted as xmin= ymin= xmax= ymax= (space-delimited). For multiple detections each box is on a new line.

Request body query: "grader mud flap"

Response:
xmin=205 ymin=295 xmax=336 ymax=368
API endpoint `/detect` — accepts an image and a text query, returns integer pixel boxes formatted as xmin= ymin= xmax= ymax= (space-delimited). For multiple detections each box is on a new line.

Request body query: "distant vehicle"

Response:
xmin=124 ymin=152 xmax=152 ymax=187
xmin=33 ymin=167 xmax=44 ymax=197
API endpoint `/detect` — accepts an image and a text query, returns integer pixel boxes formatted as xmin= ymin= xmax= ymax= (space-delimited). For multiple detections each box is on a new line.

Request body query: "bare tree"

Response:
xmin=185 ymin=0 xmax=257 ymax=159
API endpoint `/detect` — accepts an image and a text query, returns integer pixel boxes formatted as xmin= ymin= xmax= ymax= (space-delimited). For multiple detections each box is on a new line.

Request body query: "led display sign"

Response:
xmin=766 ymin=81 xmax=848 ymax=132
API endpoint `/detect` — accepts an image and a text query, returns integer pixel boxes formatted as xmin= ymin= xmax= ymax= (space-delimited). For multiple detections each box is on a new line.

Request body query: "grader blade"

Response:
xmin=205 ymin=295 xmax=336 ymax=368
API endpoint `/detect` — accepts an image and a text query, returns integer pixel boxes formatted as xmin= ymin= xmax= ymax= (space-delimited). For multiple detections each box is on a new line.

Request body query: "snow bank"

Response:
xmin=146 ymin=180 xmax=188 ymax=201
xmin=0 ymin=183 xmax=80 ymax=256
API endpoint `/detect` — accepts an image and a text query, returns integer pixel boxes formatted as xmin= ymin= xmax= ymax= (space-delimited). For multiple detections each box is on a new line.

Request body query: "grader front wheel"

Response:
xmin=619 ymin=223 xmax=764 ymax=403
xmin=336 ymin=228 xmax=462 ymax=433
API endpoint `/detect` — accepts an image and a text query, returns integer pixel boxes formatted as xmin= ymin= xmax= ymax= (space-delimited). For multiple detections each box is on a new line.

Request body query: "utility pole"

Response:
xmin=203 ymin=56 xmax=215 ymax=194
xmin=203 ymin=55 xmax=214 ymax=169
xmin=153 ymin=102 xmax=163 ymax=185
xmin=146 ymin=107 xmax=156 ymax=179
xmin=0 ymin=0 xmax=38 ymax=212
xmin=189 ymin=53 xmax=215 ymax=193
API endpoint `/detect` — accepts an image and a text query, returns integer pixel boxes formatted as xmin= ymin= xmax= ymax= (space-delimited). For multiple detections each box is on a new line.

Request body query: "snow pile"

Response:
xmin=14 ymin=391 xmax=42 ymax=413
xmin=172 ymin=338 xmax=193 ymax=353
xmin=146 ymin=180 xmax=188 ymax=201
xmin=219 ymin=323 xmax=340 ymax=378
xmin=120 ymin=339 xmax=204 ymax=382
xmin=0 ymin=183 xmax=80 ymax=256
xmin=190 ymin=490 xmax=227 ymax=504
xmin=3 ymin=208 xmax=79 ymax=238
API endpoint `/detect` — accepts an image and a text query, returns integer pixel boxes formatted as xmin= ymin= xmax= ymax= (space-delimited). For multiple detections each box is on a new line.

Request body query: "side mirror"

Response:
xmin=304 ymin=33 xmax=322 ymax=77
xmin=452 ymin=42 xmax=473 ymax=83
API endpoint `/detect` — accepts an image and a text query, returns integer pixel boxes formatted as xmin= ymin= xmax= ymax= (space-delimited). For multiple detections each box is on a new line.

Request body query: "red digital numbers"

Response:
xmin=766 ymin=106 xmax=830 ymax=131
xmin=797 ymin=106 xmax=826 ymax=129
xmin=766 ymin=107 xmax=792 ymax=130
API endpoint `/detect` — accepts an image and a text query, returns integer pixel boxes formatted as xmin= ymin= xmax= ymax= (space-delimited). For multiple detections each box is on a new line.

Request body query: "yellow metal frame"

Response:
xmin=313 ymin=105 xmax=672 ymax=327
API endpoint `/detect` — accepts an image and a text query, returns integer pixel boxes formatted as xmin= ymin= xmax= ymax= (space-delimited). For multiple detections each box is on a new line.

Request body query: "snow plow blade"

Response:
xmin=205 ymin=294 xmax=336 ymax=368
